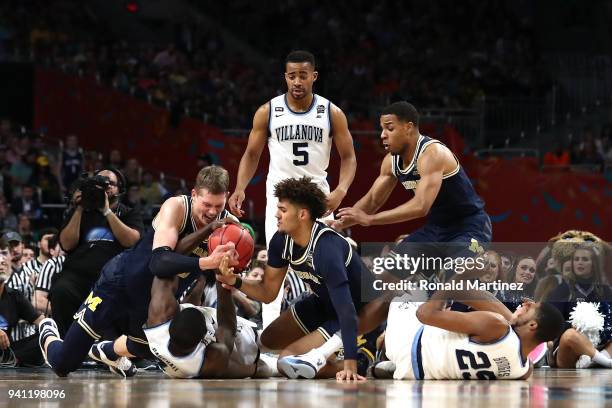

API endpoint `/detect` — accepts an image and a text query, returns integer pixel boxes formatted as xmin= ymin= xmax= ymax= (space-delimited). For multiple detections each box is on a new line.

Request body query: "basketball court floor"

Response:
xmin=1 ymin=368 xmax=611 ymax=407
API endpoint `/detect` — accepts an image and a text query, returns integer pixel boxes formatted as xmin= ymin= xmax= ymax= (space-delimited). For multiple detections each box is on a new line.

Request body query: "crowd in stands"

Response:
xmin=1 ymin=0 xmax=548 ymax=130
xmin=544 ymin=123 xmax=612 ymax=168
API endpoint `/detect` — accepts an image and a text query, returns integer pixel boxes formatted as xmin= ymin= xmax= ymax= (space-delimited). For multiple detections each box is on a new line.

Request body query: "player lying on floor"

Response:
xmin=372 ymin=289 xmax=565 ymax=380
xmin=140 ymin=255 xmax=278 ymax=378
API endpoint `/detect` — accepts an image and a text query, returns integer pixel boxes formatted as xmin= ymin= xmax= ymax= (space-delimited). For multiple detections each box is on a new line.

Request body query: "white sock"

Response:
xmin=312 ymin=333 xmax=343 ymax=359
xmin=591 ymin=351 xmax=612 ymax=368
xmin=601 ymin=350 xmax=611 ymax=359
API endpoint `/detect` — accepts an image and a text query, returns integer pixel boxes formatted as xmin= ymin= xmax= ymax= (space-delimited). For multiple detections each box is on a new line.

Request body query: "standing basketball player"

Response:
xmin=228 ymin=50 xmax=357 ymax=327
xmin=38 ymin=166 xmax=237 ymax=377
xmin=335 ymin=101 xmax=492 ymax=280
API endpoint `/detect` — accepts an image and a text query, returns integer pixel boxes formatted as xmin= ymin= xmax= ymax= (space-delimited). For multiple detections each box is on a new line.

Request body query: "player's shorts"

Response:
xmin=72 ymin=254 xmax=148 ymax=344
xmin=290 ymin=294 xmax=342 ymax=341
xmin=390 ymin=211 xmax=492 ymax=279
xmin=384 ymin=294 xmax=425 ymax=380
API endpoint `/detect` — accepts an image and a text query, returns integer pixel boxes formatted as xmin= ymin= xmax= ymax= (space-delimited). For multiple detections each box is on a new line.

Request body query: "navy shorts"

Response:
xmin=391 ymin=211 xmax=492 ymax=278
xmin=290 ymin=294 xmax=343 ymax=341
xmin=73 ymin=255 xmax=149 ymax=344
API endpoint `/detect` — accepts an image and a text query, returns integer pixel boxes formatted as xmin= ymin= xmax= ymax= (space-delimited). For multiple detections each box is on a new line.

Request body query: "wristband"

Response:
xmin=102 ymin=209 xmax=112 ymax=217
xmin=233 ymin=276 xmax=243 ymax=289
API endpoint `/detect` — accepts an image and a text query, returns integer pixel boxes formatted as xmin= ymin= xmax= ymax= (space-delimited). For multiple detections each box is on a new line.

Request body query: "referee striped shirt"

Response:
xmin=7 ymin=265 xmax=37 ymax=341
xmin=281 ymin=269 xmax=310 ymax=311
xmin=35 ymin=256 xmax=65 ymax=293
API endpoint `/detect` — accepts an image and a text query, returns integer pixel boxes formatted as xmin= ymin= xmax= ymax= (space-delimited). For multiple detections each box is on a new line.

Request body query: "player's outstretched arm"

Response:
xmin=201 ymin=256 xmax=237 ymax=377
xmin=314 ymin=235 xmax=364 ymax=381
xmin=345 ymin=145 xmax=445 ymax=226
xmin=216 ymin=264 xmax=287 ymax=304
xmin=416 ymin=291 xmax=509 ymax=343
xmin=229 ymin=103 xmax=270 ymax=217
xmin=325 ymin=105 xmax=356 ymax=216
xmin=335 ymin=154 xmax=397 ymax=229
xmin=146 ymin=276 xmax=179 ymax=326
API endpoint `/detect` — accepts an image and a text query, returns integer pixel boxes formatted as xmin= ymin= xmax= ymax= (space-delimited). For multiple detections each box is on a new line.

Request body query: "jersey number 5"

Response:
xmin=455 ymin=349 xmax=496 ymax=380
xmin=293 ymin=142 xmax=309 ymax=166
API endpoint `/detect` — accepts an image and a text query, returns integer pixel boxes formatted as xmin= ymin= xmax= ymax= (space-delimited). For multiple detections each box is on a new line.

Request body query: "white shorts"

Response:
xmin=384 ymin=294 xmax=425 ymax=380
xmin=262 ymin=178 xmax=332 ymax=329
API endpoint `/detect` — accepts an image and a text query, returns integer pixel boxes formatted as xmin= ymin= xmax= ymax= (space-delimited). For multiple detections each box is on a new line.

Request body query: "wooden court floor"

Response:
xmin=1 ymin=367 xmax=611 ymax=407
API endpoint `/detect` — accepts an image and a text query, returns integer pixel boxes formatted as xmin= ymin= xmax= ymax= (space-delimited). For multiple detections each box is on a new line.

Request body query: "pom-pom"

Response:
xmin=570 ymin=302 xmax=605 ymax=346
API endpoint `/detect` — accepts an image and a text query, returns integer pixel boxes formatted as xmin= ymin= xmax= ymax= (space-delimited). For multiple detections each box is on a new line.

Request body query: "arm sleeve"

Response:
xmin=149 ymin=246 xmax=201 ymax=278
xmin=15 ymin=291 xmax=40 ymax=324
xmin=313 ymin=234 xmax=359 ymax=360
xmin=266 ymin=232 xmax=290 ymax=268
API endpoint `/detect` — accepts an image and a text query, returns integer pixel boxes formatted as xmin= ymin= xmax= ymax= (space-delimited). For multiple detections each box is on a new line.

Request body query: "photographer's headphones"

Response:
xmin=95 ymin=167 xmax=127 ymax=196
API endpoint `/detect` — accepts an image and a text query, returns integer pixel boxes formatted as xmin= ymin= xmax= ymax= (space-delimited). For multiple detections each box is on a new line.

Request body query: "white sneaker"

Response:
xmin=38 ymin=318 xmax=60 ymax=368
xmin=88 ymin=341 xmax=137 ymax=378
xmin=575 ymin=354 xmax=593 ymax=369
xmin=278 ymin=350 xmax=326 ymax=379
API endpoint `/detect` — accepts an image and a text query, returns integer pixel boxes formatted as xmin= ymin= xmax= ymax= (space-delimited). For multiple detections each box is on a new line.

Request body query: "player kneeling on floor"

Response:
xmin=217 ymin=177 xmax=388 ymax=381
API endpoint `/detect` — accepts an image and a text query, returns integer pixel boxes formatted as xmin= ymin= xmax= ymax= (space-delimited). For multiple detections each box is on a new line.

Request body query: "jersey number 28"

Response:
xmin=293 ymin=142 xmax=309 ymax=166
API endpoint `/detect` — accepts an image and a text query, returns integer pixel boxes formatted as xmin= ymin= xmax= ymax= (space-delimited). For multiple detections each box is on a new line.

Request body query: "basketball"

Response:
xmin=208 ymin=223 xmax=255 ymax=271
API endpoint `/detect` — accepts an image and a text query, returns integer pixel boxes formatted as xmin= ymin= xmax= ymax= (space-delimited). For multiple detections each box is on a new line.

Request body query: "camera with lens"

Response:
xmin=74 ymin=174 xmax=110 ymax=211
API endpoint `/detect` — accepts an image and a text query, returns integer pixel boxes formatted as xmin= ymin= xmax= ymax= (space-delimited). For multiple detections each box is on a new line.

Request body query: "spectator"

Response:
xmin=545 ymin=245 xmax=612 ymax=369
xmin=50 ymin=168 xmax=143 ymax=335
xmin=0 ymin=145 xmax=13 ymax=202
xmin=139 ymin=171 xmax=166 ymax=207
xmin=123 ymin=157 xmax=141 ymax=186
xmin=29 ymin=155 xmax=62 ymax=204
xmin=17 ymin=214 xmax=34 ymax=245
xmin=59 ymin=134 xmax=84 ymax=192
xmin=11 ymin=184 xmax=42 ymax=220
xmin=0 ymin=245 xmax=45 ymax=367
xmin=0 ymin=199 xmax=17 ymax=231
xmin=498 ymin=255 xmax=538 ymax=308
xmin=107 ymin=149 xmax=123 ymax=169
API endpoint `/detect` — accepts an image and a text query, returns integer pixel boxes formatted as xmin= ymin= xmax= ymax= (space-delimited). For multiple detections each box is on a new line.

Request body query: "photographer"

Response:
xmin=50 ymin=168 xmax=143 ymax=335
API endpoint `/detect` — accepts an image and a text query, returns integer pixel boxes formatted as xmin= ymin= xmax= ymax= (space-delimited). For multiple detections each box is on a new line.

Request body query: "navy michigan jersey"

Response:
xmin=115 ymin=195 xmax=235 ymax=317
xmin=391 ymin=134 xmax=484 ymax=225
xmin=268 ymin=221 xmax=375 ymax=307
xmin=267 ymin=221 xmax=378 ymax=359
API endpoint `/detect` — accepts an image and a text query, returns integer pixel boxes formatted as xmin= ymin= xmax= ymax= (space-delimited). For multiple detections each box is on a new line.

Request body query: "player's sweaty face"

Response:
xmin=191 ymin=189 xmax=226 ymax=227
xmin=285 ymin=62 xmax=317 ymax=100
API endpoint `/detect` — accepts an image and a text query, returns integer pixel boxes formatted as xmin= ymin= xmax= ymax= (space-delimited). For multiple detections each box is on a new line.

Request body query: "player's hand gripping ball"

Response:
xmin=208 ymin=224 xmax=254 ymax=271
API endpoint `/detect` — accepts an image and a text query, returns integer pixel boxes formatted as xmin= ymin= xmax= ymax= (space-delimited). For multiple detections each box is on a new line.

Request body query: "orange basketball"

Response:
xmin=208 ymin=223 xmax=254 ymax=271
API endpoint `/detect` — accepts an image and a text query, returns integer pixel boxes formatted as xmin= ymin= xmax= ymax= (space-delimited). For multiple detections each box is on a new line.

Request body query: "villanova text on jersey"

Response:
xmin=274 ymin=124 xmax=324 ymax=143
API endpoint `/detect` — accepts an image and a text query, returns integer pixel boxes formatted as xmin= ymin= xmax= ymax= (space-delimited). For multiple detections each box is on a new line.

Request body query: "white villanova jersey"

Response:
xmin=417 ymin=324 xmax=530 ymax=380
xmin=144 ymin=304 xmax=258 ymax=379
xmin=267 ymin=93 xmax=333 ymax=191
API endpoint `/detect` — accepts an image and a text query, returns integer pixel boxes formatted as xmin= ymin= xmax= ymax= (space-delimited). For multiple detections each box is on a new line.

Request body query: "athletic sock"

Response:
xmin=101 ymin=341 xmax=120 ymax=361
xmin=591 ymin=351 xmax=612 ymax=368
xmin=313 ymin=333 xmax=343 ymax=359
